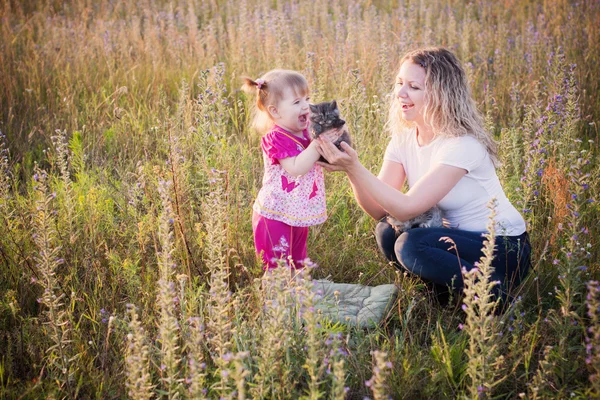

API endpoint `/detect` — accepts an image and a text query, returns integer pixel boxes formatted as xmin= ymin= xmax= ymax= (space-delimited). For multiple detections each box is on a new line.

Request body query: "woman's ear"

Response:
xmin=267 ymin=104 xmax=280 ymax=119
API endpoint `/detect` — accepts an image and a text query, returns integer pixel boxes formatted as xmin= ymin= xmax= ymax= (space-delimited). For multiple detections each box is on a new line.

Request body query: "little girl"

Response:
xmin=243 ymin=69 xmax=335 ymax=270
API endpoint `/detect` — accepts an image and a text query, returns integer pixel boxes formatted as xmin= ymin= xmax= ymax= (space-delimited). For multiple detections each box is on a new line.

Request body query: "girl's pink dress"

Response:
xmin=252 ymin=125 xmax=327 ymax=268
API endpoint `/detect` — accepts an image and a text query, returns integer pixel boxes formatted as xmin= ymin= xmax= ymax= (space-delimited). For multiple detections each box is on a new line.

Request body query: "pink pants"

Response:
xmin=252 ymin=212 xmax=309 ymax=269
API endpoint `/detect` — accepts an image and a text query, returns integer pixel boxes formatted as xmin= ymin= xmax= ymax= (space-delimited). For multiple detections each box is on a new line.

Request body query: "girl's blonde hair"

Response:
xmin=387 ymin=47 xmax=499 ymax=166
xmin=242 ymin=69 xmax=309 ymax=134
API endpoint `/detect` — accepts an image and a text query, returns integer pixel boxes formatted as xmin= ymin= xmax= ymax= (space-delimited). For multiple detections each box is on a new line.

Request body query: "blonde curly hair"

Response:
xmin=387 ymin=47 xmax=499 ymax=166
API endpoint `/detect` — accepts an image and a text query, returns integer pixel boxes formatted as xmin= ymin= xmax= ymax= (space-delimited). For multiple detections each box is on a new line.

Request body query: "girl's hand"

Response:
xmin=315 ymin=138 xmax=358 ymax=172
xmin=320 ymin=127 xmax=345 ymax=142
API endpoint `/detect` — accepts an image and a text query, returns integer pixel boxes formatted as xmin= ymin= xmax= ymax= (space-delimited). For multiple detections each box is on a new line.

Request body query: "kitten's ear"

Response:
xmin=331 ymin=100 xmax=337 ymax=109
xmin=309 ymin=104 xmax=318 ymax=112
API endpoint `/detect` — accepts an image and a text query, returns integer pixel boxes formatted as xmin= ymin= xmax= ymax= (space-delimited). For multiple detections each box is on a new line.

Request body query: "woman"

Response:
xmin=316 ymin=47 xmax=531 ymax=303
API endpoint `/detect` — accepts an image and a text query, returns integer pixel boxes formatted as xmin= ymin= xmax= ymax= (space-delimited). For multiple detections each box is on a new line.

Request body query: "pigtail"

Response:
xmin=241 ymin=76 xmax=272 ymax=134
xmin=242 ymin=76 xmax=269 ymax=113
xmin=242 ymin=77 xmax=267 ymax=93
xmin=242 ymin=77 xmax=257 ymax=93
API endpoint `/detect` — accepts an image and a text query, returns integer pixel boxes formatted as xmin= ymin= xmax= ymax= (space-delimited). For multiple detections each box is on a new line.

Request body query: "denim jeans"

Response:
xmin=375 ymin=219 xmax=532 ymax=302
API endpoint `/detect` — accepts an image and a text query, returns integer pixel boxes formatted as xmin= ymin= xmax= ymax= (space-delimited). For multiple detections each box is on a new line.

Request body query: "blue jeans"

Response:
xmin=375 ymin=220 xmax=532 ymax=302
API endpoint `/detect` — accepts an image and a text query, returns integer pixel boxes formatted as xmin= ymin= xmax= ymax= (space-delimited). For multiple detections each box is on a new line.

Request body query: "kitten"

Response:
xmin=309 ymin=100 xmax=352 ymax=162
xmin=386 ymin=206 xmax=444 ymax=235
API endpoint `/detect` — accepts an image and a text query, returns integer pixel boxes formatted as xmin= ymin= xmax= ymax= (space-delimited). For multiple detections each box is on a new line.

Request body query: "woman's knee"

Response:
xmin=375 ymin=219 xmax=398 ymax=262
xmin=394 ymin=231 xmax=420 ymax=273
xmin=394 ymin=228 xmax=451 ymax=275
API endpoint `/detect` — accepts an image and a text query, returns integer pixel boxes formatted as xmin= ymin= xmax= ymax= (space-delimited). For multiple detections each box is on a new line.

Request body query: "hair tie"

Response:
xmin=255 ymin=78 xmax=265 ymax=89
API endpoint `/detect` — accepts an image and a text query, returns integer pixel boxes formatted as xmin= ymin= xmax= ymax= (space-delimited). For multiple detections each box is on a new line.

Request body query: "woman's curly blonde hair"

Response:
xmin=387 ymin=47 xmax=499 ymax=166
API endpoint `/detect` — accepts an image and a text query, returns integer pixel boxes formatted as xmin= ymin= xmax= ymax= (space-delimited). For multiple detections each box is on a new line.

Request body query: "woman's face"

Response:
xmin=395 ymin=61 xmax=427 ymax=125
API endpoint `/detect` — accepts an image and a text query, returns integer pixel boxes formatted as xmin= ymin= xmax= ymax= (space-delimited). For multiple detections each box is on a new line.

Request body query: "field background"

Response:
xmin=1 ymin=0 xmax=600 ymax=398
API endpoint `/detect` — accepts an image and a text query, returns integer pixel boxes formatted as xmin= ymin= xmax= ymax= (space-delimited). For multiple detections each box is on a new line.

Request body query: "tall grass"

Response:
xmin=0 ymin=0 xmax=599 ymax=398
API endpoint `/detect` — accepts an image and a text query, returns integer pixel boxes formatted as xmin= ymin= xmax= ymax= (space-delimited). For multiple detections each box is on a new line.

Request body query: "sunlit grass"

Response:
xmin=1 ymin=0 xmax=599 ymax=398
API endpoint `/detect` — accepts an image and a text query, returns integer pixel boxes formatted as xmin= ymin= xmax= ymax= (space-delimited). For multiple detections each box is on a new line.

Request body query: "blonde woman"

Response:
xmin=317 ymin=47 xmax=531 ymax=304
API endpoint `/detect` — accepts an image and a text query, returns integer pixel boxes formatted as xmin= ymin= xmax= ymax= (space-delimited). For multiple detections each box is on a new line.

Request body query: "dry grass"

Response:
xmin=0 ymin=0 xmax=599 ymax=398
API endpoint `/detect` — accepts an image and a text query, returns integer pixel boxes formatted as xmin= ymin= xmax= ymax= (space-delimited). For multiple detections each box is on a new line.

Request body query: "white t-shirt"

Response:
xmin=383 ymin=128 xmax=526 ymax=236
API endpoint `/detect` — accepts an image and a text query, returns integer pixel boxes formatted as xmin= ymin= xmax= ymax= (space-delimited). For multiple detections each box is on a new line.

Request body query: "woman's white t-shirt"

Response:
xmin=383 ymin=128 xmax=526 ymax=236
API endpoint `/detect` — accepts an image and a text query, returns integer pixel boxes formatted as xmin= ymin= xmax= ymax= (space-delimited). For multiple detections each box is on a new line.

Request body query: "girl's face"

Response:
xmin=395 ymin=61 xmax=427 ymax=126
xmin=268 ymin=86 xmax=310 ymax=136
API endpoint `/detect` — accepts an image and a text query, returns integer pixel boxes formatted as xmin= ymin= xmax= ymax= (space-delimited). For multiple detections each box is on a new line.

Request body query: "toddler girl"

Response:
xmin=243 ymin=69 xmax=335 ymax=270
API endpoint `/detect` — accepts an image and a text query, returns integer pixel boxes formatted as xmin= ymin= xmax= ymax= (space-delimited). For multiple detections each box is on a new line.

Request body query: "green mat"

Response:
xmin=312 ymin=280 xmax=398 ymax=329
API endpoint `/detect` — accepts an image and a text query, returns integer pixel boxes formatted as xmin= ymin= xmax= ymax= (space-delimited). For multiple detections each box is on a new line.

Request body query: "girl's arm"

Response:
xmin=317 ymin=140 xmax=467 ymax=221
xmin=278 ymin=141 xmax=321 ymax=177
xmin=278 ymin=129 xmax=343 ymax=177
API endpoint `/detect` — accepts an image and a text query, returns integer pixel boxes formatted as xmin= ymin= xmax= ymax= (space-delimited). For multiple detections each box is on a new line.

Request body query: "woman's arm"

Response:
xmin=317 ymin=140 xmax=467 ymax=221
xmin=345 ymin=160 xmax=406 ymax=220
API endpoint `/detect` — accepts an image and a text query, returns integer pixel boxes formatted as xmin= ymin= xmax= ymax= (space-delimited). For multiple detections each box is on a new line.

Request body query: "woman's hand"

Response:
xmin=315 ymin=137 xmax=359 ymax=172
xmin=319 ymin=127 xmax=345 ymax=142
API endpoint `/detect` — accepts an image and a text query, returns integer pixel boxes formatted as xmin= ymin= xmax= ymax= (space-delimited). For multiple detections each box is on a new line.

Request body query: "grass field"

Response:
xmin=1 ymin=0 xmax=600 ymax=398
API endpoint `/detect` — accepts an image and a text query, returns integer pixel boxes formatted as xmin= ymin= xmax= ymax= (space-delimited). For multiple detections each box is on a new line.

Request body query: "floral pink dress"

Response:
xmin=252 ymin=125 xmax=327 ymax=269
xmin=253 ymin=125 xmax=327 ymax=227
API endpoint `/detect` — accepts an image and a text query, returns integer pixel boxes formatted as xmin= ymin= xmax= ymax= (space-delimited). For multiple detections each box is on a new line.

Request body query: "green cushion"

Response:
xmin=312 ymin=280 xmax=398 ymax=328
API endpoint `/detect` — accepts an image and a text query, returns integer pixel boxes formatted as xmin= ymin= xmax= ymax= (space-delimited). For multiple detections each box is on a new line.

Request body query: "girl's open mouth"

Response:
xmin=402 ymin=104 xmax=414 ymax=110
xmin=299 ymin=114 xmax=308 ymax=123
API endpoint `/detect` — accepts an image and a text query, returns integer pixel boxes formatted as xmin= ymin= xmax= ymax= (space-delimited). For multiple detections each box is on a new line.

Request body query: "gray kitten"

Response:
xmin=309 ymin=100 xmax=352 ymax=163
xmin=386 ymin=206 xmax=444 ymax=235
